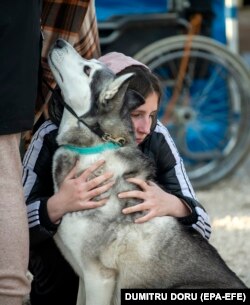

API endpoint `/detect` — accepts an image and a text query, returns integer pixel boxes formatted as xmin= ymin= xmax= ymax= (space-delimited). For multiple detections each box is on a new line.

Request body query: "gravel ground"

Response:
xmin=196 ymin=155 xmax=250 ymax=287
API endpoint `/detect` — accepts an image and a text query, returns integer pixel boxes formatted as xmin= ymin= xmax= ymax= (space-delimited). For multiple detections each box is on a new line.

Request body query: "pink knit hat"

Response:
xmin=98 ymin=52 xmax=149 ymax=74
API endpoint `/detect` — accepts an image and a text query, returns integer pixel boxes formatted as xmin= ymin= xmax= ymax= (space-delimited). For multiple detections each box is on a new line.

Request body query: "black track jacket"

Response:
xmin=23 ymin=119 xmax=211 ymax=242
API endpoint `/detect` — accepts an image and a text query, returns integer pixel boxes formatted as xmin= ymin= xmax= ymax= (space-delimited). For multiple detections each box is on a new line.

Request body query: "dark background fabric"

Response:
xmin=0 ymin=0 xmax=41 ymax=135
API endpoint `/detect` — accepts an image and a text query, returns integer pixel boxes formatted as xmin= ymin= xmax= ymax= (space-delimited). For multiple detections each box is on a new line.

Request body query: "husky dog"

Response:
xmin=48 ymin=39 xmax=247 ymax=305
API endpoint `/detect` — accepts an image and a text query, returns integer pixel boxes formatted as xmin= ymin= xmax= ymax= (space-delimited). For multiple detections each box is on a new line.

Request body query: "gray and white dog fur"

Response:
xmin=48 ymin=39 xmax=247 ymax=305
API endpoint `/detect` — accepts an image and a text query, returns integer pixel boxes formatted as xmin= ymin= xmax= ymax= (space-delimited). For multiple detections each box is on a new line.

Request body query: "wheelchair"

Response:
xmin=96 ymin=0 xmax=250 ymax=189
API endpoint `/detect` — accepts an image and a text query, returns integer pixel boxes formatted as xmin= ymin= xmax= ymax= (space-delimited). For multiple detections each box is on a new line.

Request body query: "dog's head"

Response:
xmin=48 ymin=39 xmax=144 ymax=144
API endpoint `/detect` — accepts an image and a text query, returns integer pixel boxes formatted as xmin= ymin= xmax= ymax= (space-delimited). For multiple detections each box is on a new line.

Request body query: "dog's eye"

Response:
xmin=83 ymin=65 xmax=91 ymax=76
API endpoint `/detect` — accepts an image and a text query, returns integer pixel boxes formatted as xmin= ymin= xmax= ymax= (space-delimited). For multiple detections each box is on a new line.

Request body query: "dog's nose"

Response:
xmin=55 ymin=39 xmax=66 ymax=49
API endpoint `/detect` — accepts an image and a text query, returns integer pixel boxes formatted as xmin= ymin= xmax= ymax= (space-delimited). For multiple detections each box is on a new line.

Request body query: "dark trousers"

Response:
xmin=29 ymin=239 xmax=79 ymax=305
xmin=0 ymin=0 xmax=41 ymax=135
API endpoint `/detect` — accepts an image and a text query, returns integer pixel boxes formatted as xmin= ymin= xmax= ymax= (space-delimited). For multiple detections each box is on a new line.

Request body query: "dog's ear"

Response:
xmin=103 ymin=73 xmax=134 ymax=100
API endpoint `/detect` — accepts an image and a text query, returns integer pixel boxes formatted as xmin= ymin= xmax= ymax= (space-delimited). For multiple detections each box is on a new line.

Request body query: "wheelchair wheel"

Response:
xmin=134 ymin=35 xmax=250 ymax=189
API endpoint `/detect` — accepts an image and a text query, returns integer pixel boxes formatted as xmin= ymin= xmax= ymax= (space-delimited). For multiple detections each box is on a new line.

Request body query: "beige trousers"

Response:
xmin=0 ymin=134 xmax=30 ymax=305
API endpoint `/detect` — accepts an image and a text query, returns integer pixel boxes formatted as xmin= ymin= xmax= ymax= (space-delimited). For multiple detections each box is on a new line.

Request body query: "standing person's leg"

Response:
xmin=0 ymin=134 xmax=30 ymax=305
xmin=0 ymin=0 xmax=41 ymax=304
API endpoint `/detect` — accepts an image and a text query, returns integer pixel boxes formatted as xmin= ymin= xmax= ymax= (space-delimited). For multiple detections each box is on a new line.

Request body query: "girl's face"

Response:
xmin=130 ymin=91 xmax=158 ymax=145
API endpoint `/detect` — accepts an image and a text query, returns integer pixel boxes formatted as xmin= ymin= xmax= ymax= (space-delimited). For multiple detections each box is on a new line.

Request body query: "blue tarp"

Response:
xmin=96 ymin=0 xmax=166 ymax=22
xmin=95 ymin=0 xmax=227 ymax=44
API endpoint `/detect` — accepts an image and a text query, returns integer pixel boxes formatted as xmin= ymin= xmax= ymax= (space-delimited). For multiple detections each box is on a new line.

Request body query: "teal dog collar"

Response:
xmin=62 ymin=142 xmax=120 ymax=155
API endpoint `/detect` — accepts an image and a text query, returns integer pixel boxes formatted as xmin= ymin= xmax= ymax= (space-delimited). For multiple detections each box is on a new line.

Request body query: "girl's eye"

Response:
xmin=131 ymin=113 xmax=141 ymax=118
xmin=83 ymin=65 xmax=91 ymax=76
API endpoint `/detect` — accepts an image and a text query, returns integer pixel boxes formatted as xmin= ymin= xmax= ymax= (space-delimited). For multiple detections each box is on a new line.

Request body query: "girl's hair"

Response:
xmin=48 ymin=65 xmax=162 ymax=126
xmin=117 ymin=65 xmax=162 ymax=104
xmin=118 ymin=65 xmax=162 ymax=131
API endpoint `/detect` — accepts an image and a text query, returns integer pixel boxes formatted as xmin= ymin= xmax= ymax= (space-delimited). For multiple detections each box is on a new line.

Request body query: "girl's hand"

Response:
xmin=118 ymin=177 xmax=191 ymax=223
xmin=48 ymin=160 xmax=114 ymax=223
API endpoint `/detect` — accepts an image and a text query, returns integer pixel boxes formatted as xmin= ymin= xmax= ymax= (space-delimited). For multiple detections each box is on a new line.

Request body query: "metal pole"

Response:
xmin=225 ymin=0 xmax=239 ymax=54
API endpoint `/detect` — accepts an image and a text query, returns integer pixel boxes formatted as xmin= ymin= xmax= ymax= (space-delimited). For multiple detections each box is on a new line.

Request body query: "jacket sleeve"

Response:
xmin=144 ymin=121 xmax=211 ymax=240
xmin=22 ymin=120 xmax=59 ymax=247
